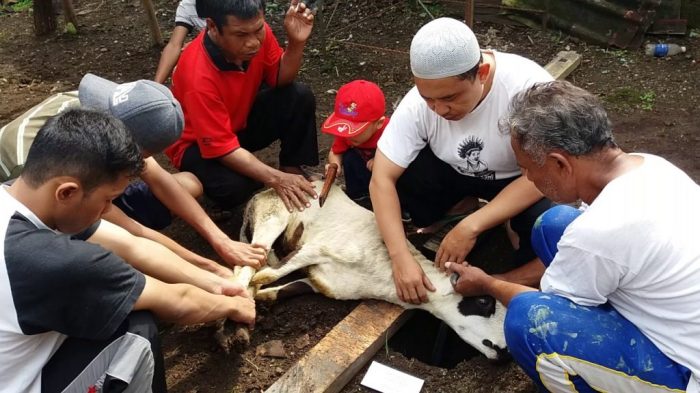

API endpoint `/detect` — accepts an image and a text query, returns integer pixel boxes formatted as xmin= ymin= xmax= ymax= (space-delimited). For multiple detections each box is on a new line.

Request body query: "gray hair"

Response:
xmin=500 ymin=81 xmax=616 ymax=165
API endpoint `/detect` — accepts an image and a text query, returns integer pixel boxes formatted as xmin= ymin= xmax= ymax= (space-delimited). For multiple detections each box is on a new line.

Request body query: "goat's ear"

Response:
xmin=457 ymin=296 xmax=496 ymax=318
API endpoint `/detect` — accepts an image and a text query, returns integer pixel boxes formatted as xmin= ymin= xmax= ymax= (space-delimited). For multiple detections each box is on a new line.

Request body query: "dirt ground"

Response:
xmin=1 ymin=0 xmax=698 ymax=392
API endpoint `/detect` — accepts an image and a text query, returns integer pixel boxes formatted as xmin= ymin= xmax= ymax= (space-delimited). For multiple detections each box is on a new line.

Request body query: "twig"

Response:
xmin=77 ymin=0 xmax=104 ymax=16
xmin=324 ymin=1 xmax=338 ymax=29
xmin=415 ymin=0 xmax=434 ymax=19
xmin=243 ymin=356 xmax=260 ymax=372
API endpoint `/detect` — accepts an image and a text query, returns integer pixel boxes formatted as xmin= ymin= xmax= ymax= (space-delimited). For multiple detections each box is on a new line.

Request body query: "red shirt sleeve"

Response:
xmin=184 ymin=89 xmax=240 ymax=159
xmin=331 ymin=137 xmax=351 ymax=154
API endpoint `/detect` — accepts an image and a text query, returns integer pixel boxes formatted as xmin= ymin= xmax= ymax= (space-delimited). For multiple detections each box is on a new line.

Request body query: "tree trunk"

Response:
xmin=33 ymin=0 xmax=57 ymax=36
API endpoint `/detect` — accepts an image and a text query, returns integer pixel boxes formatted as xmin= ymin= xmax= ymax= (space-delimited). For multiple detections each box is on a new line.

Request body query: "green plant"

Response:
xmin=265 ymin=0 xmax=283 ymax=17
xmin=610 ymin=49 xmax=628 ymax=60
xmin=11 ymin=0 xmax=32 ymax=12
xmin=639 ymin=90 xmax=656 ymax=111
xmin=605 ymin=87 xmax=656 ymax=111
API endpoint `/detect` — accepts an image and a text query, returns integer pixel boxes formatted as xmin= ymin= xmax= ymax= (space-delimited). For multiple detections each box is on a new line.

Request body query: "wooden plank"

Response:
xmin=544 ymin=50 xmax=582 ymax=80
xmin=264 ymin=300 xmax=411 ymax=393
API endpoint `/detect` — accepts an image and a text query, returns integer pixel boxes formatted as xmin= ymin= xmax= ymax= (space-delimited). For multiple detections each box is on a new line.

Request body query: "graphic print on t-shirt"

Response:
xmin=456 ymin=135 xmax=495 ymax=179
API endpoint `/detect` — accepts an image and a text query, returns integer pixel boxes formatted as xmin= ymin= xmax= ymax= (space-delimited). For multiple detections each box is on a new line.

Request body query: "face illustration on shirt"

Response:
xmin=467 ymin=149 xmax=482 ymax=167
xmin=456 ymin=135 xmax=492 ymax=178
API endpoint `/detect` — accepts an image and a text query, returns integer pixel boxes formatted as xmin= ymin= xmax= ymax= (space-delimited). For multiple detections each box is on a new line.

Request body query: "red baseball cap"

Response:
xmin=322 ymin=80 xmax=385 ymax=137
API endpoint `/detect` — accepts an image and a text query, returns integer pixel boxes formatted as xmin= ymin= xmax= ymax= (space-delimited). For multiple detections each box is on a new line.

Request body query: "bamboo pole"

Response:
xmin=141 ymin=0 xmax=163 ymax=46
xmin=62 ymin=0 xmax=78 ymax=32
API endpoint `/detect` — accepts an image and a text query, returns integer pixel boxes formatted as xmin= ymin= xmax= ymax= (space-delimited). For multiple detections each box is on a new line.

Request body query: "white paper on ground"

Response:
xmin=360 ymin=361 xmax=424 ymax=393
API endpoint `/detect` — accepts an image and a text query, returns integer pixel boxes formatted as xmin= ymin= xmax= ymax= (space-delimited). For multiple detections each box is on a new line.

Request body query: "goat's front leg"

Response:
xmin=214 ymin=265 xmax=259 ymax=353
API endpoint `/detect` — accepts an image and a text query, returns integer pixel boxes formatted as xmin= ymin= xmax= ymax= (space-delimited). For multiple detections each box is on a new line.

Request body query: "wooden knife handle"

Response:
xmin=321 ymin=163 xmax=338 ymax=192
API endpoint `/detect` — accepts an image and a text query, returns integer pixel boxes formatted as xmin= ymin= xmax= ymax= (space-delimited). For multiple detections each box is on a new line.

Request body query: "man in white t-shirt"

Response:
xmin=154 ymin=0 xmax=207 ymax=83
xmin=370 ymin=17 xmax=552 ymax=304
xmin=447 ymin=81 xmax=699 ymax=392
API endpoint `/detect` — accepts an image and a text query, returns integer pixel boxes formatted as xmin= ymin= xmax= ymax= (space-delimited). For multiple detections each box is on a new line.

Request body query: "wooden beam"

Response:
xmin=544 ymin=50 xmax=582 ymax=80
xmin=464 ymin=0 xmax=475 ymax=28
xmin=264 ymin=301 xmax=410 ymax=393
xmin=141 ymin=0 xmax=163 ymax=47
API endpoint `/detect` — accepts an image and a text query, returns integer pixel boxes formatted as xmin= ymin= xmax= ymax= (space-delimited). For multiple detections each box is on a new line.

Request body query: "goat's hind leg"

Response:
xmin=255 ymin=278 xmax=318 ymax=302
xmin=252 ymin=245 xmax=328 ymax=286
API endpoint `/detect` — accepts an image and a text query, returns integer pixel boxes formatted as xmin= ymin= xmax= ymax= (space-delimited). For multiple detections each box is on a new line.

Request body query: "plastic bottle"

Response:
xmin=645 ymin=43 xmax=687 ymax=57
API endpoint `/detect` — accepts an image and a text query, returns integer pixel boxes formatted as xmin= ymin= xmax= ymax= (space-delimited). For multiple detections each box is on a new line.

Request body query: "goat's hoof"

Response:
xmin=251 ymin=270 xmax=277 ymax=286
xmin=254 ymin=288 xmax=278 ymax=302
xmin=214 ymin=321 xmax=251 ymax=354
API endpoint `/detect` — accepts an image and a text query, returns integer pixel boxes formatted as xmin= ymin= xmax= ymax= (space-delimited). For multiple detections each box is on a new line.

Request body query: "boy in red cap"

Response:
xmin=322 ymin=80 xmax=388 ymax=201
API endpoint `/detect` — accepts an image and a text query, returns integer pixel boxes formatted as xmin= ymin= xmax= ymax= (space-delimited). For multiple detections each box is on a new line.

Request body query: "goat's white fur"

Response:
xmin=241 ymin=181 xmax=506 ymax=359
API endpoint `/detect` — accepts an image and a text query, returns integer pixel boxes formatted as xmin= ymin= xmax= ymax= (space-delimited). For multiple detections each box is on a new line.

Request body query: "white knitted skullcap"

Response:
xmin=410 ymin=18 xmax=481 ymax=79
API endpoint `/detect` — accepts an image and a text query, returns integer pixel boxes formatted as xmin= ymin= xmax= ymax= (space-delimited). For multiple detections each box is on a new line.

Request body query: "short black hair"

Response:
xmin=455 ymin=53 xmax=484 ymax=82
xmin=22 ymin=108 xmax=145 ymax=192
xmin=201 ymin=0 xmax=266 ymax=31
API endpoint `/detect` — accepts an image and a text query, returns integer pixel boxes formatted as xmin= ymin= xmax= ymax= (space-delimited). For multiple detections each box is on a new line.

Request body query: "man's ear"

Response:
xmin=548 ymin=152 xmax=573 ymax=176
xmin=477 ymin=63 xmax=491 ymax=83
xmin=55 ymin=181 xmax=81 ymax=203
xmin=205 ymin=17 xmax=218 ymax=34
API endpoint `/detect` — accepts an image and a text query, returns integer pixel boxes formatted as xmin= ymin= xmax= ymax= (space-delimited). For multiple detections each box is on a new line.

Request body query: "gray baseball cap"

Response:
xmin=78 ymin=73 xmax=184 ymax=154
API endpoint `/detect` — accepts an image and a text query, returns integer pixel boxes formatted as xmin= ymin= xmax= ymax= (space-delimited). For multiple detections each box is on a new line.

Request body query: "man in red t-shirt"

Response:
xmin=322 ymin=80 xmax=389 ymax=202
xmin=165 ymin=0 xmax=319 ymax=213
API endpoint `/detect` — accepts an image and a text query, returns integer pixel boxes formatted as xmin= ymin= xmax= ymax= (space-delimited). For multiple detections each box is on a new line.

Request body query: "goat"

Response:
xmin=241 ymin=181 xmax=507 ymax=360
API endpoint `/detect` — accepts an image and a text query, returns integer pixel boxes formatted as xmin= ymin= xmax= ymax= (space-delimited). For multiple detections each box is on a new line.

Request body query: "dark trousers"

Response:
xmin=342 ymin=148 xmax=373 ymax=200
xmin=181 ymin=82 xmax=319 ymax=208
xmin=396 ymin=148 xmax=551 ymax=264
xmin=42 ymin=311 xmax=166 ymax=393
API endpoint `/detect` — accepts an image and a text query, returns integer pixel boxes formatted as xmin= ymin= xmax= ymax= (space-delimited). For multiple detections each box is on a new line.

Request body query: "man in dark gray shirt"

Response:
xmin=0 ymin=109 xmax=255 ymax=393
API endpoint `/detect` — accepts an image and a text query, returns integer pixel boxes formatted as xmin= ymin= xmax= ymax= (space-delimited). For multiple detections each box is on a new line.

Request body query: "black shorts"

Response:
xmin=113 ymin=181 xmax=172 ymax=230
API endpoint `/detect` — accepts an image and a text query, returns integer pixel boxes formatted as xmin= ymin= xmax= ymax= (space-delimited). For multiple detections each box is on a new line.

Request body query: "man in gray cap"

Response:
xmin=0 ymin=74 xmax=267 ymax=276
xmin=370 ymin=18 xmax=553 ymax=304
